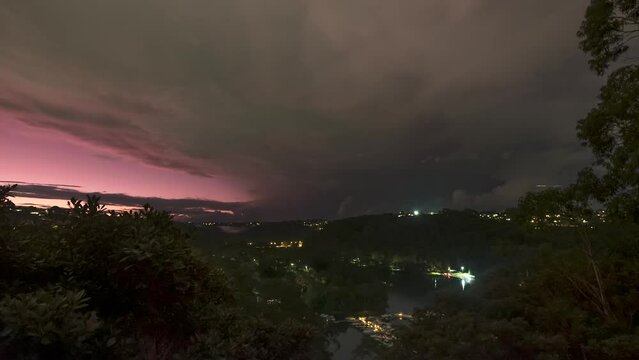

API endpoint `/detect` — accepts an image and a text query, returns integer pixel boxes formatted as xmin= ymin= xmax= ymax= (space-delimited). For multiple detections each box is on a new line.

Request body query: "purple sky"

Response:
xmin=0 ymin=0 xmax=602 ymax=220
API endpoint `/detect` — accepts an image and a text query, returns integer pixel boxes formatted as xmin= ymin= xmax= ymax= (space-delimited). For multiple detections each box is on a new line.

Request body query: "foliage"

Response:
xmin=385 ymin=224 xmax=639 ymax=359
xmin=0 ymin=287 xmax=106 ymax=359
xmin=0 ymin=184 xmax=16 ymax=212
xmin=515 ymin=187 xmax=590 ymax=228
xmin=577 ymin=64 xmax=639 ymax=222
xmin=577 ymin=0 xmax=639 ymax=75
xmin=179 ymin=317 xmax=315 ymax=360
xmin=0 ymin=188 xmax=314 ymax=359
xmin=576 ymin=0 xmax=639 ymax=222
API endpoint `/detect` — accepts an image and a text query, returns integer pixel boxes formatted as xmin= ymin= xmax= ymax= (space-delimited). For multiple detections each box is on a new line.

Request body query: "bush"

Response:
xmin=0 ymin=188 xmax=314 ymax=359
xmin=0 ymin=287 xmax=103 ymax=359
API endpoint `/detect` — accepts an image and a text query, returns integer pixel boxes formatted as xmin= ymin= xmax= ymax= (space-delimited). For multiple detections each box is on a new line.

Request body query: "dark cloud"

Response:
xmin=3 ymin=181 xmax=252 ymax=221
xmin=0 ymin=0 xmax=603 ymax=219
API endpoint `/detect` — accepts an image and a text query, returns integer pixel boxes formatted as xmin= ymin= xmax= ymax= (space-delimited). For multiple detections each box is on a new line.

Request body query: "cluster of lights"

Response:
xmin=398 ymin=210 xmax=438 ymax=218
xmin=431 ymin=266 xmax=475 ymax=290
xmin=357 ymin=317 xmax=384 ymax=333
xmin=528 ymin=213 xmax=597 ymax=228
xmin=479 ymin=212 xmax=511 ymax=221
xmin=303 ymin=220 xmax=328 ymax=231
xmin=269 ymin=240 xmax=303 ymax=248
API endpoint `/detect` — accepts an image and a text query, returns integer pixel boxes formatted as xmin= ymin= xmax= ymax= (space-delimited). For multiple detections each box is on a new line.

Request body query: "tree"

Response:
xmin=578 ymin=0 xmax=639 ymax=76
xmin=0 ymin=184 xmax=16 ymax=216
xmin=0 ymin=288 xmax=105 ymax=359
xmin=0 ymin=188 xmax=315 ymax=359
xmin=515 ymin=186 xmax=590 ymax=228
xmin=577 ymin=0 xmax=639 ymax=222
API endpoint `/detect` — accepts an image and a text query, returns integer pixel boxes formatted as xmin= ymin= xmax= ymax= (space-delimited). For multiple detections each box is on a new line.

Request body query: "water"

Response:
xmin=329 ymin=272 xmax=462 ymax=359
xmin=329 ymin=328 xmax=368 ymax=360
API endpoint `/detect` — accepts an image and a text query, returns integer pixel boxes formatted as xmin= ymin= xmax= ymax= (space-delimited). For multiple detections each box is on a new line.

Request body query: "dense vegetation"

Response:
xmin=383 ymin=220 xmax=639 ymax=359
xmin=575 ymin=0 xmax=639 ymax=222
xmin=190 ymin=211 xmax=525 ymax=319
xmin=0 ymin=188 xmax=314 ymax=360
xmin=3 ymin=185 xmax=638 ymax=359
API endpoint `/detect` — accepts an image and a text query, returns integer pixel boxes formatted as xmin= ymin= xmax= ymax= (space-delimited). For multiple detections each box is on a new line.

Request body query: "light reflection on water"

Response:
xmin=329 ymin=272 xmax=462 ymax=359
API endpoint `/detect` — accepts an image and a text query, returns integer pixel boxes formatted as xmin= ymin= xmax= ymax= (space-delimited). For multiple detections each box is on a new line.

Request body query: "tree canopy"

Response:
xmin=0 ymin=186 xmax=314 ymax=359
xmin=577 ymin=0 xmax=639 ymax=222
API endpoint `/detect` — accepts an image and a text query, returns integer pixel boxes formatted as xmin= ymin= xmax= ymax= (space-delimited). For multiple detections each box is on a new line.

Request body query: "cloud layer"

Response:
xmin=0 ymin=0 xmax=601 ymax=219
xmin=4 ymin=181 xmax=249 ymax=221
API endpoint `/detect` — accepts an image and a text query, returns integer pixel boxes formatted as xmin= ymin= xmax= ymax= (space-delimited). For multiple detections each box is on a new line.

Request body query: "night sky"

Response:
xmin=0 ymin=1 xmax=602 ymax=220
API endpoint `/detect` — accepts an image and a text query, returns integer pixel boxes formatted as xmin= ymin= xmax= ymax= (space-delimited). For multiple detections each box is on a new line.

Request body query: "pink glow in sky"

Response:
xmin=0 ymin=0 xmax=599 ymax=219
xmin=1 ymin=119 xmax=253 ymax=204
xmin=11 ymin=196 xmax=141 ymax=212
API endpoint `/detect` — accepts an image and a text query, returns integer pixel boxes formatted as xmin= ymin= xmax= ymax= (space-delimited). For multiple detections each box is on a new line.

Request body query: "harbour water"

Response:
xmin=329 ymin=272 xmax=464 ymax=359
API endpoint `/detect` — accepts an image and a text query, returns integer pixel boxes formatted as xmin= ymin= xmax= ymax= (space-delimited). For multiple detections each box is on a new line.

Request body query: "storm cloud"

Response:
xmin=0 ymin=0 xmax=601 ymax=219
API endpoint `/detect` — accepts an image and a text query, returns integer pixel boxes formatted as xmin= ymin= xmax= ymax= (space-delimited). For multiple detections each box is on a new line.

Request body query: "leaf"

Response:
xmin=106 ymin=337 xmax=117 ymax=347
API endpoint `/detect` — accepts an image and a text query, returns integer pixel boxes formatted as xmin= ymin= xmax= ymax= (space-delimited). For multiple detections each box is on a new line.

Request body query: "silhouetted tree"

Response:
xmin=0 ymin=188 xmax=315 ymax=359
xmin=577 ymin=0 xmax=639 ymax=222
